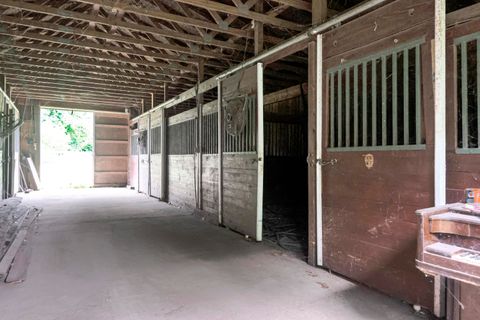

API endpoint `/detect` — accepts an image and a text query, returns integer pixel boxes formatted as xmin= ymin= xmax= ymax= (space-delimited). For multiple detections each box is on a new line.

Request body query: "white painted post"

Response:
xmin=434 ymin=0 xmax=446 ymax=317
xmin=160 ymin=107 xmax=167 ymax=201
xmin=217 ymin=80 xmax=223 ymax=225
xmin=256 ymin=63 xmax=264 ymax=242
xmin=316 ymin=34 xmax=324 ymax=266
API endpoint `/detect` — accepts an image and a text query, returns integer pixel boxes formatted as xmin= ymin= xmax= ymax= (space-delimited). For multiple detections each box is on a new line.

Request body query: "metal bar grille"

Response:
xmin=150 ymin=126 xmax=162 ymax=154
xmin=202 ymin=112 xmax=218 ymax=154
xmin=167 ymin=118 xmax=197 ymax=155
xmin=223 ymin=96 xmax=256 ymax=153
xmin=327 ymin=39 xmax=425 ymax=151
xmin=455 ymin=33 xmax=480 ymax=153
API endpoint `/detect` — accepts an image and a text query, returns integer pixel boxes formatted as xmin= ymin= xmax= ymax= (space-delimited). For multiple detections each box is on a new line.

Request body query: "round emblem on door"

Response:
xmin=363 ymin=153 xmax=374 ymax=169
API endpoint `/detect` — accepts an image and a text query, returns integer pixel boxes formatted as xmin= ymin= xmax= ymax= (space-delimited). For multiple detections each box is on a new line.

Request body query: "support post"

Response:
xmin=160 ymin=107 xmax=167 ymax=201
xmin=433 ymin=0 xmax=446 ymax=317
xmin=196 ymin=60 xmax=204 ymax=210
xmin=315 ymin=35 xmax=323 ymax=266
xmin=312 ymin=0 xmax=328 ymax=25
xmin=217 ymin=80 xmax=223 ymax=225
xmin=307 ymin=41 xmax=318 ymax=266
xmin=254 ymin=2 xmax=264 ymax=55
xmin=256 ymin=63 xmax=264 ymax=241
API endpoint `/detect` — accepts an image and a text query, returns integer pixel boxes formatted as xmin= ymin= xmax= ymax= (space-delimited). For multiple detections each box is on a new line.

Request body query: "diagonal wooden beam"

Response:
xmin=0 ymin=65 xmax=180 ymax=89
xmin=4 ymin=73 xmax=159 ymax=94
xmin=0 ymin=17 xmax=229 ymax=68
xmin=0 ymin=0 xmax=251 ymax=38
xmin=0 ymin=57 xmax=192 ymax=84
xmin=11 ymin=85 xmax=144 ymax=102
xmin=0 ymin=15 xmax=246 ymax=62
xmin=9 ymin=78 xmax=150 ymax=99
xmin=0 ymin=35 xmax=195 ymax=73
xmin=173 ymin=0 xmax=305 ymax=31
xmin=12 ymin=92 xmax=139 ymax=108
xmin=11 ymin=89 xmax=140 ymax=106
xmin=272 ymin=0 xmax=311 ymax=12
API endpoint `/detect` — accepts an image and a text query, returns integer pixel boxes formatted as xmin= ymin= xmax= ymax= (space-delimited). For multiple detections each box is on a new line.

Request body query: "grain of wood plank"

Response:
xmin=0 ymin=229 xmax=27 ymax=281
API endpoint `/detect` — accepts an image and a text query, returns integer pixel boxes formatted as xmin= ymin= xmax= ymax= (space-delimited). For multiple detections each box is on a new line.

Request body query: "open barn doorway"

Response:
xmin=40 ymin=108 xmax=94 ymax=189
xmin=262 ymin=57 xmax=309 ymax=260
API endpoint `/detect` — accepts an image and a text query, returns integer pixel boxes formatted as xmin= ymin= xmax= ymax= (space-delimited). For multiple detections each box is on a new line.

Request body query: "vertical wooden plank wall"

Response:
xmin=167 ymin=109 xmax=196 ymax=208
xmin=445 ymin=12 xmax=480 ymax=319
xmin=321 ymin=0 xmax=435 ymax=309
xmin=446 ymin=17 xmax=480 ymax=202
xmin=94 ymin=112 xmax=129 ymax=187
xmin=220 ymin=66 xmax=259 ymax=239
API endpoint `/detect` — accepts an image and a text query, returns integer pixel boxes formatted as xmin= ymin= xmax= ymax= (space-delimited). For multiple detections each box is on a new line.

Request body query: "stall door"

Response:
xmin=138 ymin=114 xmax=150 ymax=195
xmin=150 ymin=109 xmax=162 ymax=198
xmin=220 ymin=63 xmax=264 ymax=241
xmin=319 ymin=0 xmax=434 ymax=309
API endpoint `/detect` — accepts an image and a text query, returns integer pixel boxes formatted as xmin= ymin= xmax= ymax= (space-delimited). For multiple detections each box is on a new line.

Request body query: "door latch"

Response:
xmin=317 ymin=158 xmax=337 ymax=166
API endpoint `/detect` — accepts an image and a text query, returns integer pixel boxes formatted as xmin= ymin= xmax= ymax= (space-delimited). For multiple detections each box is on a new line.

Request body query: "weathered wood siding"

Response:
xmin=222 ymin=153 xmax=258 ymax=236
xmin=94 ymin=112 xmax=129 ymax=187
xmin=202 ymin=154 xmax=218 ymax=216
xmin=321 ymin=0 xmax=434 ymax=309
xmin=220 ymin=65 xmax=259 ymax=239
xmin=167 ymin=109 xmax=196 ymax=208
xmin=446 ymin=17 xmax=480 ymax=202
xmin=168 ymin=155 xmax=195 ymax=208
xmin=445 ymin=13 xmax=480 ymax=319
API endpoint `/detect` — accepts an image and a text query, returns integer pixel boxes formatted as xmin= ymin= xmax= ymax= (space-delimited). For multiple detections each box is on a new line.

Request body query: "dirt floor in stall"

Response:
xmin=0 ymin=188 xmax=424 ymax=320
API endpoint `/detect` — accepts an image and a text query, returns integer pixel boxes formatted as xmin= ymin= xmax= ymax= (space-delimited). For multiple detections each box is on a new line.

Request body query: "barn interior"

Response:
xmin=1 ymin=1 xmax=480 ymax=320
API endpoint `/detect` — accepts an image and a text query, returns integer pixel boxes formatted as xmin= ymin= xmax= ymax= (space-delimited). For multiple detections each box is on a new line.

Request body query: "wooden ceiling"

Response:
xmin=0 ymin=0 xmax=335 ymax=112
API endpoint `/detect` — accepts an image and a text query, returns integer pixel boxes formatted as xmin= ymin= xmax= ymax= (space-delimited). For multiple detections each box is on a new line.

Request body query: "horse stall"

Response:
xmin=319 ymin=0 xmax=435 ymax=309
xmin=166 ymin=105 xmax=196 ymax=208
xmin=128 ymin=119 xmax=139 ymax=191
xmin=444 ymin=5 xmax=480 ymax=319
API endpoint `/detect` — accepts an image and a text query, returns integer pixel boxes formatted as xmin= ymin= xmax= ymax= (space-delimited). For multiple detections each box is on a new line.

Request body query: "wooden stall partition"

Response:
xmin=219 ymin=64 xmax=263 ymax=240
xmin=128 ymin=119 xmax=139 ymax=190
xmin=445 ymin=8 xmax=480 ymax=319
xmin=320 ymin=0 xmax=434 ymax=309
xmin=167 ymin=107 xmax=197 ymax=208
xmin=94 ymin=112 xmax=129 ymax=187
xmin=138 ymin=114 xmax=150 ymax=195
xmin=446 ymin=10 xmax=480 ymax=202
xmin=149 ymin=108 xmax=162 ymax=199
xmin=200 ymin=101 xmax=219 ymax=221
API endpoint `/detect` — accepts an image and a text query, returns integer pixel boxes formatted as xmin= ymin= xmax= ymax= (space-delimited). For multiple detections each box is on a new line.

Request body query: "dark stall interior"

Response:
xmin=262 ymin=84 xmax=309 ymax=259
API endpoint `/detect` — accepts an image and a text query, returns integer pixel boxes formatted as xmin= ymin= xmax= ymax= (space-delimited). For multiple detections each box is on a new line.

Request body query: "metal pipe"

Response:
xmin=131 ymin=0 xmax=390 ymax=122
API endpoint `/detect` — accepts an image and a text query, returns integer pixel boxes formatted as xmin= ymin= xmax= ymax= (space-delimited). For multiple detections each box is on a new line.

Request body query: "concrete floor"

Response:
xmin=0 ymin=188 xmax=422 ymax=320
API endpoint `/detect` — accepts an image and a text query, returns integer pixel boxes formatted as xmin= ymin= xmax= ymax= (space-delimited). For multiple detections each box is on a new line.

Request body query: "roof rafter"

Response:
xmin=173 ymin=0 xmax=305 ymax=31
